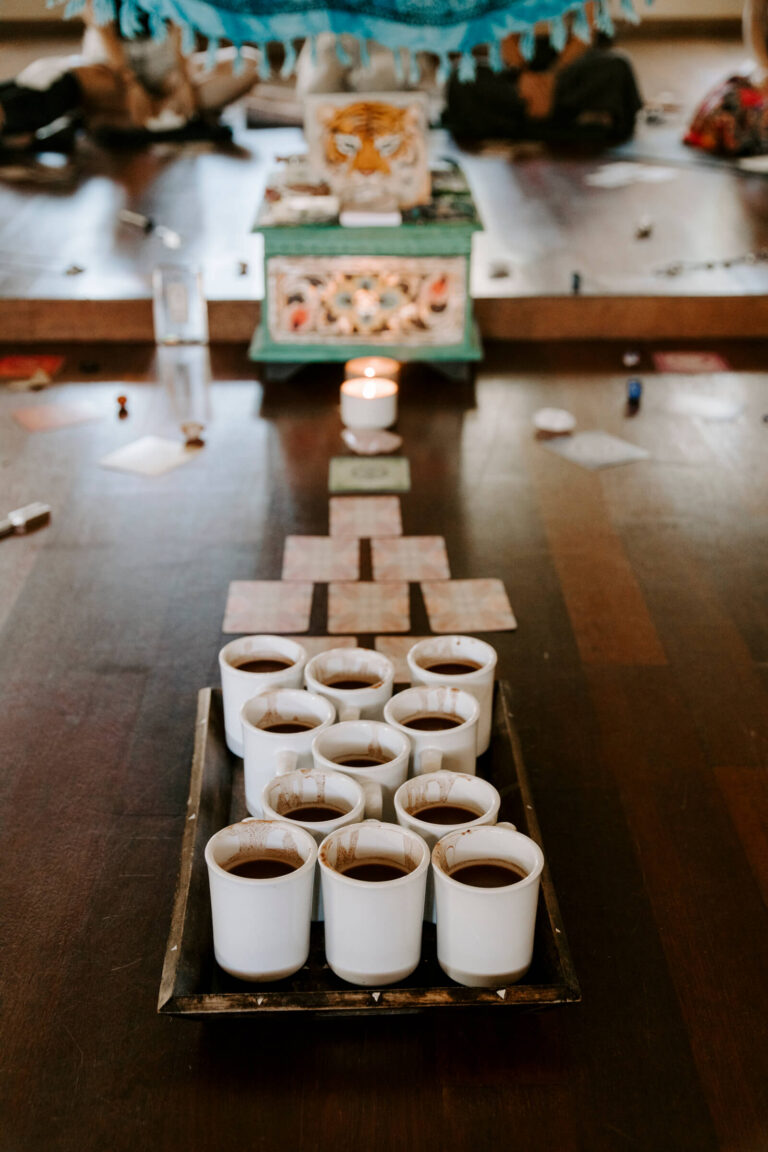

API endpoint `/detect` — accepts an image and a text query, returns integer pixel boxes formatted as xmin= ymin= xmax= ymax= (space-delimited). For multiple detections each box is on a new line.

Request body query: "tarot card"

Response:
xmin=327 ymin=581 xmax=409 ymax=634
xmin=371 ymin=536 xmax=450 ymax=581
xmin=13 ymin=402 xmax=101 ymax=432
xmin=329 ymin=457 xmax=410 ymax=493
xmin=304 ymin=92 xmax=430 ymax=209
xmin=374 ymin=635 xmax=432 ymax=682
xmin=99 ymin=436 xmax=199 ymax=476
xmin=542 ymin=431 xmax=650 ymax=470
xmin=282 ymin=536 xmax=360 ymax=581
xmin=223 ymin=581 xmax=313 ymax=634
xmin=653 ymin=351 xmax=730 ymax=373
xmin=421 ymin=579 xmax=517 ymax=633
xmin=329 ymin=496 xmax=402 ymax=539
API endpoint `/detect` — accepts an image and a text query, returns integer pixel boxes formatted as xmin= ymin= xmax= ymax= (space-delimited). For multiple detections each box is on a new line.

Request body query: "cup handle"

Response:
xmin=496 ymin=821 xmax=517 ymax=831
xmin=418 ymin=748 xmax=443 ymax=774
xmin=358 ymin=779 xmax=383 ymax=820
xmin=339 ymin=704 xmax=361 ymax=722
xmin=275 ymin=750 xmax=299 ymax=776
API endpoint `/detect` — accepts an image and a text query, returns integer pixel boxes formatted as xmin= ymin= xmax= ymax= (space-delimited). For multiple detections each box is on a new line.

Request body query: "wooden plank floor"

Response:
xmin=0 ymin=339 xmax=766 ymax=1150
xmin=2 ymin=27 xmax=768 ymax=339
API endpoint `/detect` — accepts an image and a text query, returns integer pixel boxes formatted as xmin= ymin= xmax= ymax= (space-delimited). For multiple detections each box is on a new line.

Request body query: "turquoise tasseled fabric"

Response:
xmin=54 ymin=0 xmax=646 ymax=77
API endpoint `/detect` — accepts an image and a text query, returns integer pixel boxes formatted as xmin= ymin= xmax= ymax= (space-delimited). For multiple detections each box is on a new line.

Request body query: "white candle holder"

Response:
xmin=340 ymin=377 xmax=398 ymax=429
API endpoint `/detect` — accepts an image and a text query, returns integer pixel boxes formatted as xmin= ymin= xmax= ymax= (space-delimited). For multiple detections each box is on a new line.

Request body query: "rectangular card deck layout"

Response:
xmin=421 ymin=579 xmax=517 ymax=633
xmin=329 ymin=496 xmax=402 ymax=539
xmin=371 ymin=536 xmax=450 ymax=581
xmin=282 ymin=536 xmax=360 ymax=582
xmin=328 ymin=582 xmax=410 ymax=634
xmin=223 ymin=581 xmax=313 ymax=634
xmin=329 ymin=457 xmax=410 ymax=493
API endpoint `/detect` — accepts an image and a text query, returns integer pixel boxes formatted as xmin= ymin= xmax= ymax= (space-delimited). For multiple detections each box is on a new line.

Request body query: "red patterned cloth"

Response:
xmin=685 ymin=75 xmax=768 ymax=156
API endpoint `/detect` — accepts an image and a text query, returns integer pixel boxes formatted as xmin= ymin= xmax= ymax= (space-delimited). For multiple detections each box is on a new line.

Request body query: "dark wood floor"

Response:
xmin=2 ymin=25 xmax=768 ymax=339
xmin=1 ymin=340 xmax=766 ymax=1150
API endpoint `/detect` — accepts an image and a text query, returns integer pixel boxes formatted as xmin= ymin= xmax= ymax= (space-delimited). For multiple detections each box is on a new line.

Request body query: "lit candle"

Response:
xmin=344 ymin=356 xmax=400 ymax=383
xmin=340 ymin=376 xmax=398 ymax=429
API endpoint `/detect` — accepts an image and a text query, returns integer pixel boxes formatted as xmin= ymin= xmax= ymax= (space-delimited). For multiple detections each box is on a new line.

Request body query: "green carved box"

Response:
xmin=249 ymin=162 xmax=483 ymax=364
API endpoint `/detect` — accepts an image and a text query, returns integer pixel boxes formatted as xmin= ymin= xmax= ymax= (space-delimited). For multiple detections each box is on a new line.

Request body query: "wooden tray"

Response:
xmin=158 ymin=684 xmax=580 ymax=1016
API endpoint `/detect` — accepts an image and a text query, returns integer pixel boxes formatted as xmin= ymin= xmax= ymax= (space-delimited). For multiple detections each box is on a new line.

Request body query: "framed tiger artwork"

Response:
xmin=304 ymin=92 xmax=431 ymax=210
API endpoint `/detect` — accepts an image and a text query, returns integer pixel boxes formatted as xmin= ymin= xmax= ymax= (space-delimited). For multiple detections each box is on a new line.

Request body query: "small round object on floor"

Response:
xmin=117 ymin=395 xmax=128 ymax=419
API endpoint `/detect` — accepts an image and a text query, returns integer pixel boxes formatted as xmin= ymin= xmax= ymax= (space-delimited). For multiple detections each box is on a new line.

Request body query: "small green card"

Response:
xmin=329 ymin=456 xmax=411 ymax=493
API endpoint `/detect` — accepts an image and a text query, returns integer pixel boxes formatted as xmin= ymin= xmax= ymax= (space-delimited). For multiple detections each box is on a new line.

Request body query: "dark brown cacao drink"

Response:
xmin=402 ymin=713 xmax=464 ymax=731
xmin=409 ymin=802 xmax=481 ymax=825
xmin=448 ymin=859 xmax=528 ymax=888
xmin=340 ymin=860 xmax=410 ymax=882
xmin=333 ymin=754 xmax=391 ymax=768
xmin=284 ymin=802 xmax=349 ymax=822
xmin=424 ymin=659 xmax=483 ymax=675
xmin=260 ymin=720 xmax=317 ymax=734
xmin=323 ymin=676 xmax=382 ymax=690
xmin=234 ymin=657 xmax=294 ymax=674
xmin=225 ymin=856 xmax=298 ymax=879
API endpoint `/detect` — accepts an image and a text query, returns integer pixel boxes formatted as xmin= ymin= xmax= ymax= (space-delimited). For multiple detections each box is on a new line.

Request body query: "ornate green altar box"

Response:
xmin=249 ymin=162 xmax=483 ymax=364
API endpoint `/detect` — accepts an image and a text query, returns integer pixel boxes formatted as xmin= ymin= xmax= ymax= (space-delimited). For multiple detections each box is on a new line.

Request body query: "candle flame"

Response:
xmin=364 ymin=367 xmax=375 ymax=377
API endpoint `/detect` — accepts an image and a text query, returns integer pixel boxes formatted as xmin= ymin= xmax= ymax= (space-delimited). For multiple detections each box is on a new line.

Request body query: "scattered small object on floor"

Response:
xmin=488 ymin=261 xmax=511 ymax=279
xmin=341 ymin=427 xmax=403 ymax=456
xmin=117 ymin=395 xmax=129 ymax=419
xmin=65 ymin=264 xmax=85 ymax=276
xmin=7 ymin=368 xmax=51 ymax=392
xmin=238 ymin=260 xmax=249 ymax=276
xmin=571 ymin=271 xmax=582 ymax=296
xmin=635 ymin=216 xmax=653 ymax=239
xmin=622 ymin=350 xmax=640 ymax=368
xmin=532 ymin=407 xmax=576 ymax=437
xmin=118 ymin=208 xmax=181 ymax=250
xmin=655 ymin=250 xmax=768 ymax=278
xmin=585 ymin=162 xmax=677 ymax=189
xmin=181 ymin=421 xmax=205 ymax=448
xmin=627 ymin=378 xmax=643 ymax=405
xmin=0 ymin=501 xmax=51 ymax=540
xmin=542 ymin=430 xmax=650 ymax=470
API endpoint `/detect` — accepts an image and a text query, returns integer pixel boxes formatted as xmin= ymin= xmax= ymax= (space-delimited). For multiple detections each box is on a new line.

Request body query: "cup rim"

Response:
xmin=219 ymin=635 xmax=307 ymax=675
xmin=406 ymin=636 xmax=497 ymax=680
xmin=305 ymin=647 xmax=395 ymax=694
xmin=311 ymin=719 xmax=411 ymax=764
xmin=318 ymin=820 xmax=430 ymax=886
xmin=431 ymin=827 xmax=544 ymax=892
xmin=241 ymin=688 xmax=336 ymax=735
xmin=205 ymin=818 xmax=318 ymax=883
xmin=383 ymin=685 xmax=480 ymax=734
xmin=393 ymin=771 xmax=499 ymax=829
xmin=262 ymin=768 xmax=366 ymax=825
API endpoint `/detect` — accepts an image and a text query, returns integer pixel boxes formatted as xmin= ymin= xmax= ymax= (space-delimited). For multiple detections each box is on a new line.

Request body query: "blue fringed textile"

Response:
xmin=51 ymin=0 xmax=649 ymax=78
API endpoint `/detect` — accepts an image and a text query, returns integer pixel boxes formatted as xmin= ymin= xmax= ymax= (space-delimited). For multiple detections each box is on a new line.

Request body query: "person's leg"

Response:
xmin=187 ymin=46 xmax=261 ymax=112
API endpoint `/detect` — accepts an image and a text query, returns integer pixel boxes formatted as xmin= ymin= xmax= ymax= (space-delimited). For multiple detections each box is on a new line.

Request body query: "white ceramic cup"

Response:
xmin=318 ymin=820 xmax=430 ymax=986
xmin=204 ymin=818 xmax=317 ymax=982
xmin=304 ymin=647 xmax=395 ymax=722
xmin=393 ymin=770 xmax=502 ymax=921
xmin=407 ymin=636 xmax=497 ymax=755
xmin=383 ymin=686 xmax=479 ymax=776
xmin=432 ymin=824 xmax=544 ymax=987
xmin=219 ymin=635 xmax=307 ymax=756
xmin=241 ymin=689 xmax=336 ymax=816
xmin=311 ymin=720 xmax=411 ymax=822
xmin=262 ymin=767 xmax=372 ymax=920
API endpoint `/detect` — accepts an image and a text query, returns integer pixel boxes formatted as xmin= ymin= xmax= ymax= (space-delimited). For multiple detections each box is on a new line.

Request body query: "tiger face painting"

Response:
xmin=306 ymin=92 xmax=431 ymax=209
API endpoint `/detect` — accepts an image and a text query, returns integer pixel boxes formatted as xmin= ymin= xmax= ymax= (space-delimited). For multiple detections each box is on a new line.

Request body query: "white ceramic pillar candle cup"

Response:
xmin=407 ymin=636 xmax=498 ymax=755
xmin=432 ymin=825 xmax=544 ymax=987
xmin=340 ymin=377 xmax=398 ymax=429
xmin=393 ymin=771 xmax=502 ymax=921
xmin=219 ymin=635 xmax=307 ymax=756
xmin=311 ymin=720 xmax=411 ymax=822
xmin=241 ymin=689 xmax=336 ymax=816
xmin=204 ymin=818 xmax=317 ymax=982
xmin=318 ymin=820 xmax=429 ymax=986
xmin=383 ymin=686 xmax=479 ymax=776
xmin=262 ymin=768 xmax=373 ymax=920
xmin=304 ymin=647 xmax=394 ymax=722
